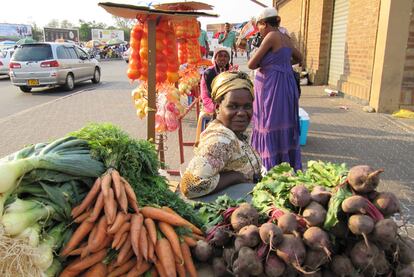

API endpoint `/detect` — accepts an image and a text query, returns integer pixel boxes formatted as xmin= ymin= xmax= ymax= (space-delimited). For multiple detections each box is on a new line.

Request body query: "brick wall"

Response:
xmin=401 ymin=0 xmax=414 ymax=109
xmin=340 ymin=0 xmax=380 ymax=103
xmin=277 ymin=0 xmax=303 ymax=48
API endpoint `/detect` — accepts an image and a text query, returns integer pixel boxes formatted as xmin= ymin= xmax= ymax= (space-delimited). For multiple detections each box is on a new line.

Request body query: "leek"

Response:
xmin=33 ymin=223 xmax=65 ymax=271
xmin=16 ymin=223 xmax=41 ymax=247
xmin=1 ymin=201 xmax=55 ymax=236
xmin=0 ymin=136 xmax=104 ymax=194
xmin=42 ymin=258 xmax=62 ymax=277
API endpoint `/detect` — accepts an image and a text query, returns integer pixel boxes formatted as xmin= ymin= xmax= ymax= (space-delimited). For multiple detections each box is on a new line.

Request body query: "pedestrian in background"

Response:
xmin=218 ymin=23 xmax=237 ymax=65
xmin=248 ymin=7 xmax=303 ymax=171
xmin=198 ymin=21 xmax=209 ymax=58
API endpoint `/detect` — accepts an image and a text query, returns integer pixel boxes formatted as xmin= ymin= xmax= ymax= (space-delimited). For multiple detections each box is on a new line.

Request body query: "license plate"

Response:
xmin=27 ymin=79 xmax=39 ymax=86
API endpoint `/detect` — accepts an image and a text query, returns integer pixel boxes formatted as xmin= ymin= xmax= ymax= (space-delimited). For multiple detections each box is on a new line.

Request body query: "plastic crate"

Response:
xmin=299 ymin=108 xmax=310 ymax=146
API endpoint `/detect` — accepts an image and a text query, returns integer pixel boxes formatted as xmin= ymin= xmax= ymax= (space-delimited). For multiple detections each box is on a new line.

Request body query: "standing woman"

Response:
xmin=248 ymin=8 xmax=303 ymax=171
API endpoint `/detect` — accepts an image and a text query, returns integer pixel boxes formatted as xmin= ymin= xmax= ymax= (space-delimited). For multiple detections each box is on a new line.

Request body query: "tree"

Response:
xmin=46 ymin=19 xmax=60 ymax=28
xmin=78 ymin=20 xmax=108 ymax=42
xmin=112 ymin=16 xmax=135 ymax=43
xmin=60 ymin=20 xmax=74 ymax=29
xmin=29 ymin=22 xmax=44 ymax=42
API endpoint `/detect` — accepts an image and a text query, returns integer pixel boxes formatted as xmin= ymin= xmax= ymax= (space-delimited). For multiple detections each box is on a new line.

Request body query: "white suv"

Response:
xmin=10 ymin=42 xmax=101 ymax=92
xmin=0 ymin=48 xmax=14 ymax=76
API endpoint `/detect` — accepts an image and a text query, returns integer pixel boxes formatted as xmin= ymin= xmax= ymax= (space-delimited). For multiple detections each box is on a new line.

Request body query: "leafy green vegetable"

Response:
xmin=323 ymin=184 xmax=352 ymax=230
xmin=70 ymin=123 xmax=203 ymax=227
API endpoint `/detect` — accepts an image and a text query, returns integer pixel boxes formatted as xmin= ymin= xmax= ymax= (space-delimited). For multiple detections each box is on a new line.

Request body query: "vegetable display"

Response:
xmin=196 ymin=161 xmax=414 ymax=276
xmin=0 ymin=123 xmax=203 ymax=276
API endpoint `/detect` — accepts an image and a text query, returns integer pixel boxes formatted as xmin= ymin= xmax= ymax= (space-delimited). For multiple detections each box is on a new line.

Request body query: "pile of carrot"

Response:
xmin=58 ymin=169 xmax=204 ymax=277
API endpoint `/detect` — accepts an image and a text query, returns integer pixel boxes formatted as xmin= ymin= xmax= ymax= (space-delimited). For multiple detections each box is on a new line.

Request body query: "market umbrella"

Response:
xmin=106 ymin=38 xmax=125 ymax=46
xmin=16 ymin=37 xmax=36 ymax=45
xmin=85 ymin=40 xmax=105 ymax=48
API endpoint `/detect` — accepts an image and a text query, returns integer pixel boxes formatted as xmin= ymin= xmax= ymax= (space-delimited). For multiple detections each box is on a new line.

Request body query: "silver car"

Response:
xmin=0 ymin=48 xmax=14 ymax=76
xmin=10 ymin=42 xmax=101 ymax=92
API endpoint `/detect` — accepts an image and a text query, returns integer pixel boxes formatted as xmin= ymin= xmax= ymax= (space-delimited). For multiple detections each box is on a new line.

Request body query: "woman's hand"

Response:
xmin=213 ymin=171 xmax=248 ymax=193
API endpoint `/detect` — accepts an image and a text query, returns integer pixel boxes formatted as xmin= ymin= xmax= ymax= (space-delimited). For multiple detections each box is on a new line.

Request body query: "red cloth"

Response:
xmin=200 ymin=46 xmax=207 ymax=56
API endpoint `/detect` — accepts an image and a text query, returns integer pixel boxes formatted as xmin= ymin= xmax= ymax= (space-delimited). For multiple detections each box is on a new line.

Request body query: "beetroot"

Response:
xmin=194 ymin=240 xmax=213 ymax=262
xmin=348 ymin=214 xmax=374 ymax=248
xmin=303 ymin=226 xmax=331 ymax=257
xmin=330 ymin=255 xmax=356 ymax=277
xmin=303 ymin=249 xmax=329 ymax=271
xmin=232 ymin=247 xmax=263 ymax=276
xmin=341 ymin=195 xmax=369 ymax=214
xmin=311 ymin=186 xmax=331 ymax=206
xmin=289 ymin=185 xmax=311 ymax=208
xmin=264 ymin=253 xmax=286 ymax=277
xmin=373 ymin=191 xmax=400 ymax=216
xmin=234 ymin=225 xmax=260 ymax=251
xmin=223 ymin=246 xmax=236 ymax=266
xmin=276 ymin=234 xmax=312 ymax=274
xmin=349 ymin=240 xmax=379 ymax=271
xmin=396 ymin=263 xmax=414 ymax=277
xmin=397 ymin=235 xmax=414 ymax=264
xmin=230 ymin=203 xmax=259 ymax=232
xmin=212 ymin=257 xmax=230 ymax=277
xmin=347 ymin=165 xmax=383 ymax=193
xmin=302 ymin=201 xmax=327 ymax=227
xmin=259 ymin=222 xmax=283 ymax=248
xmin=277 ymin=213 xmax=299 ymax=234
xmin=210 ymin=226 xmax=231 ymax=247
xmin=372 ymin=218 xmax=398 ymax=246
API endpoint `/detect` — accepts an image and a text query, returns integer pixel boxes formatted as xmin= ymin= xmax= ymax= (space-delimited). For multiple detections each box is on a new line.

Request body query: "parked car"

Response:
xmin=0 ymin=48 xmax=14 ymax=76
xmin=122 ymin=47 xmax=130 ymax=63
xmin=9 ymin=42 xmax=101 ymax=92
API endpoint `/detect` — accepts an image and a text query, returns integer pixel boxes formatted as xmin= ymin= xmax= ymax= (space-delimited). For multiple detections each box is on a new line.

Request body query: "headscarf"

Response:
xmin=211 ymin=71 xmax=254 ymax=102
xmin=211 ymin=46 xmax=232 ymax=64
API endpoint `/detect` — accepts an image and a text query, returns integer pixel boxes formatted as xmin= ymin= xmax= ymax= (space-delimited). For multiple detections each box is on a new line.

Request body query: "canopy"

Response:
xmin=16 ymin=37 xmax=36 ymax=45
xmin=86 ymin=40 xmax=105 ymax=48
xmin=106 ymin=38 xmax=125 ymax=45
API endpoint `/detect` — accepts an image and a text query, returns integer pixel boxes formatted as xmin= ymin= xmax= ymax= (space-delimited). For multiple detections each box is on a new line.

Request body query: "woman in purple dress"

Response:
xmin=248 ymin=8 xmax=303 ymax=170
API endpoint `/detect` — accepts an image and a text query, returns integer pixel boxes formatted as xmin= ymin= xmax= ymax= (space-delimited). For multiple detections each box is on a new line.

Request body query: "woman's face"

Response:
xmin=257 ymin=21 xmax=269 ymax=38
xmin=215 ymin=51 xmax=230 ymax=68
xmin=216 ymin=89 xmax=253 ymax=134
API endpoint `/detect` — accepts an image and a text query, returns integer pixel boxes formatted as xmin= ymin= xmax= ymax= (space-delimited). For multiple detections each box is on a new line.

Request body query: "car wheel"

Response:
xmin=63 ymin=74 xmax=75 ymax=91
xmin=125 ymin=59 xmax=129 ymax=63
xmin=19 ymin=86 xmax=32 ymax=93
xmin=91 ymin=68 xmax=101 ymax=84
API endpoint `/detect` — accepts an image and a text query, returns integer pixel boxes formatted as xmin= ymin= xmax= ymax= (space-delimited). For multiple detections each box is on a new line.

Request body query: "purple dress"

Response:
xmin=251 ymin=47 xmax=302 ymax=170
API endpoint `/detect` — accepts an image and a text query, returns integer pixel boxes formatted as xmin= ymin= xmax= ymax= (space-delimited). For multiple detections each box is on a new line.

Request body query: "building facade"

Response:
xmin=274 ymin=0 xmax=414 ymax=113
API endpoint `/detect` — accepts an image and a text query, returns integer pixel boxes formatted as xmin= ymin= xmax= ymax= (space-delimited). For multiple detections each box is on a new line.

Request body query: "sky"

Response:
xmin=1 ymin=0 xmax=272 ymax=29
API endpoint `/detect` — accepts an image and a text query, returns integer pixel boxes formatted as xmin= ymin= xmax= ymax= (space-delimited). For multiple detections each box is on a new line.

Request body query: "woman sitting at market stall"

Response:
xmin=180 ymin=71 xmax=263 ymax=200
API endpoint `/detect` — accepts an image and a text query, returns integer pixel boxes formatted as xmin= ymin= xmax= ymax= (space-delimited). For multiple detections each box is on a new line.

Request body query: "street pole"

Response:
xmin=147 ymin=18 xmax=156 ymax=142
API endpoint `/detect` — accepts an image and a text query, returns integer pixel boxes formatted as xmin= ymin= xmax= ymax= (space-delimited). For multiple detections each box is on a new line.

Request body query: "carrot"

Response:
xmin=176 ymin=262 xmax=186 ymax=277
xmin=182 ymin=236 xmax=197 ymax=247
xmin=115 ymin=231 xmax=129 ymax=251
xmin=118 ymin=183 xmax=128 ymax=214
xmin=107 ymin=259 xmax=117 ymax=273
xmin=83 ymin=262 xmax=107 ymax=277
xmin=74 ymin=210 xmax=91 ymax=223
xmin=116 ymin=248 xmax=134 ymax=267
xmin=101 ymin=171 xmax=112 ymax=198
xmin=117 ymin=234 xmax=132 ymax=265
xmin=66 ymin=249 xmax=107 ymax=272
xmin=126 ymin=260 xmax=151 ymax=277
xmin=105 ymin=188 xmax=117 ymax=224
xmin=130 ymin=213 xmax=144 ymax=259
xmin=112 ymin=222 xmax=131 ymax=248
xmin=88 ymin=191 xmax=105 ymax=222
xmin=140 ymin=207 xmax=191 ymax=229
xmin=108 ymin=259 xmax=136 ymax=277
xmin=139 ymin=226 xmax=149 ymax=261
xmin=59 ymin=261 xmax=82 ymax=277
xmin=150 ymin=267 xmax=159 ymax=277
xmin=144 ymin=218 xmax=157 ymax=246
xmin=108 ymin=212 xmax=127 ymax=234
xmin=180 ymin=241 xmax=197 ymax=277
xmin=89 ymin=215 xmax=108 ymax=253
xmin=154 ymin=259 xmax=168 ymax=277
xmin=111 ymin=169 xmax=122 ymax=199
xmin=191 ymin=233 xmax=205 ymax=241
xmin=71 ymin=177 xmax=101 ymax=218
xmin=147 ymin=233 xmax=156 ymax=263
xmin=61 ymin=220 xmax=94 ymax=256
xmin=155 ymin=237 xmax=177 ymax=277
xmin=158 ymin=222 xmax=183 ymax=264
xmin=161 ymin=206 xmax=203 ymax=236
xmin=121 ymin=177 xmax=140 ymax=213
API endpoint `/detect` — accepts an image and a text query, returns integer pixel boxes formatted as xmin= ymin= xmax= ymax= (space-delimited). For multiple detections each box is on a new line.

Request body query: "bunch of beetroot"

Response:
xmin=194 ymin=164 xmax=414 ymax=276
